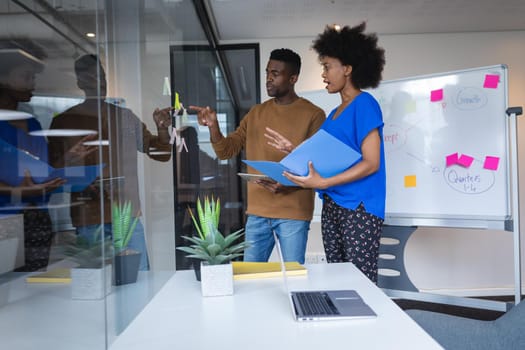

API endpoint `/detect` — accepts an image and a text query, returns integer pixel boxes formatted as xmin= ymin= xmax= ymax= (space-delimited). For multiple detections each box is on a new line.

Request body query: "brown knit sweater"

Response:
xmin=48 ymin=100 xmax=171 ymax=227
xmin=213 ymin=97 xmax=325 ymax=221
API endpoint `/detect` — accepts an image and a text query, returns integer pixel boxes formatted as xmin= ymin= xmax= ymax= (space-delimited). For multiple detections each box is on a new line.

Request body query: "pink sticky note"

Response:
xmin=483 ymin=74 xmax=499 ymax=89
xmin=484 ymin=156 xmax=500 ymax=170
xmin=457 ymin=154 xmax=474 ymax=168
xmin=430 ymin=89 xmax=443 ymax=102
xmin=446 ymin=153 xmax=458 ymax=167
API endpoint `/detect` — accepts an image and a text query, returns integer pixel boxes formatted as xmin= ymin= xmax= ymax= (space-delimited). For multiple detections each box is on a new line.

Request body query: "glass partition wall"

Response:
xmin=170 ymin=43 xmax=259 ymax=271
xmin=0 ymin=0 xmax=243 ymax=348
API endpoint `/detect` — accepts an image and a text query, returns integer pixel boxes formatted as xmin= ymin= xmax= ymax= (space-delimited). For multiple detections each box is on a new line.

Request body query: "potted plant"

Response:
xmin=177 ymin=196 xmax=249 ymax=296
xmin=66 ymin=232 xmax=113 ymax=300
xmin=112 ymin=200 xmax=142 ymax=285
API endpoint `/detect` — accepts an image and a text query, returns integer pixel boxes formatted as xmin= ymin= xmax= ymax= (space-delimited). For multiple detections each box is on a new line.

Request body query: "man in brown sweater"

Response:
xmin=190 ymin=49 xmax=325 ymax=264
xmin=48 ymin=55 xmax=172 ymax=270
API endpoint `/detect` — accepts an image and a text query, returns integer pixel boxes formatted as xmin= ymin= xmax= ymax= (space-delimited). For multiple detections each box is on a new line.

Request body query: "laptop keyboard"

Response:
xmin=295 ymin=292 xmax=340 ymax=316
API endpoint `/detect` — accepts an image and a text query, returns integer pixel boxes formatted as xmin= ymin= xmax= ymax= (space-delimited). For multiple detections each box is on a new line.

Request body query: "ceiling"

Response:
xmin=3 ymin=0 xmax=525 ymax=55
xmin=2 ymin=0 xmax=525 ymax=96
xmin=207 ymin=0 xmax=525 ymax=40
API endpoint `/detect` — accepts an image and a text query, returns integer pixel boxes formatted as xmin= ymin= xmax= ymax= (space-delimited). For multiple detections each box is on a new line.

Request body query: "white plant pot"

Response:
xmin=71 ymin=265 xmax=112 ymax=300
xmin=0 ymin=213 xmax=24 ymax=271
xmin=200 ymin=262 xmax=233 ymax=297
xmin=0 ymin=237 xmax=19 ymax=274
xmin=0 ymin=282 xmax=10 ymax=307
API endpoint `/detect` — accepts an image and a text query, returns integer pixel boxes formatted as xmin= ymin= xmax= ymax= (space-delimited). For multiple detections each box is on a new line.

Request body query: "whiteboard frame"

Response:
xmin=384 ymin=216 xmax=509 ymax=230
xmin=376 ymin=65 xmax=511 ymax=229
xmin=302 ymin=65 xmax=512 ymax=229
xmin=507 ymin=107 xmax=522 ymax=304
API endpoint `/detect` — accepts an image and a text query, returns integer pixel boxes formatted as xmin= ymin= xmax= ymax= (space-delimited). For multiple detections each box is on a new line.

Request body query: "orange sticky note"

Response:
xmin=404 ymin=175 xmax=416 ymax=188
xmin=483 ymin=74 xmax=499 ymax=89
xmin=483 ymin=156 xmax=500 ymax=170
xmin=446 ymin=153 xmax=458 ymax=167
xmin=457 ymin=154 xmax=474 ymax=168
xmin=430 ymin=89 xmax=443 ymax=102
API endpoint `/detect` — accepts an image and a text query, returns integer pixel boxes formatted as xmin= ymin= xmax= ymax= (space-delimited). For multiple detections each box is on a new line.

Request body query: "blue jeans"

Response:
xmin=76 ymin=219 xmax=150 ymax=271
xmin=243 ymin=215 xmax=310 ymax=264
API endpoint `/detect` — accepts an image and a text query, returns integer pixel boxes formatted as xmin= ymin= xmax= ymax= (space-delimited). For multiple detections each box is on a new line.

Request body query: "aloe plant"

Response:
xmin=189 ymin=195 xmax=220 ymax=239
xmin=112 ymin=201 xmax=140 ymax=255
xmin=65 ymin=229 xmax=113 ymax=268
xmin=177 ymin=196 xmax=249 ymax=265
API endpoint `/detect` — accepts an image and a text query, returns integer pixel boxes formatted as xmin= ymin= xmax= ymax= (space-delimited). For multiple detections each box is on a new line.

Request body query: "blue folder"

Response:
xmin=0 ymin=137 xmax=102 ymax=192
xmin=243 ymin=129 xmax=362 ymax=186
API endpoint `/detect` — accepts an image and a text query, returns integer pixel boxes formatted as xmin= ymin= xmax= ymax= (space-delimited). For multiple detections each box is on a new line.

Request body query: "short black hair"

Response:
xmin=312 ymin=22 xmax=385 ymax=89
xmin=269 ymin=48 xmax=301 ymax=75
xmin=74 ymin=54 xmax=102 ymax=75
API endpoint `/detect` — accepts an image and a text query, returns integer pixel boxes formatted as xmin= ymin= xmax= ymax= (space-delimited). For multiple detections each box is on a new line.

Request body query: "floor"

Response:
xmin=394 ymin=295 xmax=524 ymax=321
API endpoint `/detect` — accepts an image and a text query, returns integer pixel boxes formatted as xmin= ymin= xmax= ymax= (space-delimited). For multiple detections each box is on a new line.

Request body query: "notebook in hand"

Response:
xmin=0 ymin=137 xmax=102 ymax=192
xmin=237 ymin=172 xmax=272 ymax=182
xmin=273 ymin=231 xmax=377 ymax=322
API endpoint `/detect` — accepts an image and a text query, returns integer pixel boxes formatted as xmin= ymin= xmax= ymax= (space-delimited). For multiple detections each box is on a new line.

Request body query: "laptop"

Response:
xmin=272 ymin=231 xmax=377 ymax=322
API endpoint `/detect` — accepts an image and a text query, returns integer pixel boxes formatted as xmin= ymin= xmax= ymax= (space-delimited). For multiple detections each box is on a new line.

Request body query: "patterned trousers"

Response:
xmin=321 ymin=195 xmax=383 ymax=283
xmin=16 ymin=209 xmax=53 ymax=272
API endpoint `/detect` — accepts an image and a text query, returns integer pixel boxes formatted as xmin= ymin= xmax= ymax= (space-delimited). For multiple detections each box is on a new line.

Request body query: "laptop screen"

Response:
xmin=272 ymin=231 xmax=377 ymax=321
xmin=272 ymin=230 xmax=291 ymax=293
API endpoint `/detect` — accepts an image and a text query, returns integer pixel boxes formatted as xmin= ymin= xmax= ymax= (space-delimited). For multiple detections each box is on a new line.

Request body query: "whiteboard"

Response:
xmin=300 ymin=65 xmax=511 ymax=228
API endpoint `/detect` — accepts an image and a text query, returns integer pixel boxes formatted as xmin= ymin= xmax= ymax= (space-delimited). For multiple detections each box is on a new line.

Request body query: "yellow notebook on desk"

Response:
xmin=25 ymin=268 xmax=72 ymax=284
xmin=232 ymin=261 xmax=307 ymax=280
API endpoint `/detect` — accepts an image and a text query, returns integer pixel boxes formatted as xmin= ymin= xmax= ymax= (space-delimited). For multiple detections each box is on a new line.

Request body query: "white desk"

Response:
xmin=110 ymin=263 xmax=442 ymax=350
xmin=0 ymin=268 xmax=173 ymax=350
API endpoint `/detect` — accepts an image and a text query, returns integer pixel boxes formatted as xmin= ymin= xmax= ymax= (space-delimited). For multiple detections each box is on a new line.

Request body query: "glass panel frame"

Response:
xmin=170 ymin=44 xmax=260 ymax=271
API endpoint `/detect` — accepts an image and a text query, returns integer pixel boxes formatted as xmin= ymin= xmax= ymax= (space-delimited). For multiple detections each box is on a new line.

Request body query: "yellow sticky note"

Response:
xmin=405 ymin=99 xmax=416 ymax=113
xmin=404 ymin=175 xmax=416 ymax=188
xmin=174 ymin=92 xmax=181 ymax=110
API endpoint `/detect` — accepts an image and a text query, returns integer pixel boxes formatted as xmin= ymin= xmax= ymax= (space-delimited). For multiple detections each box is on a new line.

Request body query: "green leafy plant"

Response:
xmin=189 ymin=195 xmax=220 ymax=239
xmin=112 ymin=200 xmax=140 ymax=255
xmin=65 ymin=230 xmax=113 ymax=269
xmin=177 ymin=196 xmax=249 ymax=265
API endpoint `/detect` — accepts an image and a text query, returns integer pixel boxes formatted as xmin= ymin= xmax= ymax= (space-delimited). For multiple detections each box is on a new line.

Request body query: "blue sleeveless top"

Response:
xmin=317 ymin=91 xmax=386 ymax=219
xmin=0 ymin=118 xmax=51 ymax=213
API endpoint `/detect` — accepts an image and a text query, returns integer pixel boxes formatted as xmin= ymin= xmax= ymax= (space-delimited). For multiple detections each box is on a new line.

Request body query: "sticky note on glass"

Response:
xmin=174 ymin=92 xmax=181 ymax=110
xmin=182 ymin=106 xmax=188 ymax=124
xmin=483 ymin=74 xmax=499 ymax=89
xmin=484 ymin=156 xmax=500 ymax=170
xmin=430 ymin=89 xmax=443 ymax=102
xmin=446 ymin=153 xmax=458 ymax=167
xmin=404 ymin=175 xmax=416 ymax=188
xmin=163 ymin=77 xmax=171 ymax=96
xmin=457 ymin=154 xmax=474 ymax=168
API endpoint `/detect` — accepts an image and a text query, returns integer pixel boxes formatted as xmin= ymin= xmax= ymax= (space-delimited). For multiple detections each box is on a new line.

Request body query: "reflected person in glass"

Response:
xmin=48 ymin=54 xmax=172 ymax=271
xmin=0 ymin=39 xmax=64 ymax=271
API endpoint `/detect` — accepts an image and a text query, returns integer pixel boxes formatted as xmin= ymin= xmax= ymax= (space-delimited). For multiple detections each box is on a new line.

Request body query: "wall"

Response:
xmin=107 ymin=3 xmax=177 ymax=271
xmin=251 ymin=30 xmax=525 ymax=295
xmin=136 ymin=43 xmax=177 ymax=271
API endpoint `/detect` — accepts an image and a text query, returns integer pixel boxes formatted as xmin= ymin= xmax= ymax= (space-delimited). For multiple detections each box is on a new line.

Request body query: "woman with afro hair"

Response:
xmin=265 ymin=22 xmax=386 ymax=282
